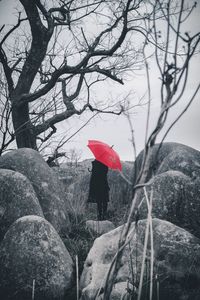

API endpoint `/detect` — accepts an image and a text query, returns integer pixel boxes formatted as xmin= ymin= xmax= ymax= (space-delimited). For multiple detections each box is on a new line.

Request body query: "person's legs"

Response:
xmin=102 ymin=200 xmax=108 ymax=220
xmin=97 ymin=199 xmax=103 ymax=220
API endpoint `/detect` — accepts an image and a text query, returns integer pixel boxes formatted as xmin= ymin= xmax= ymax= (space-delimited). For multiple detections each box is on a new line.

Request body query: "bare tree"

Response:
xmin=0 ymin=0 xmax=149 ymax=151
xmin=66 ymin=147 xmax=82 ymax=167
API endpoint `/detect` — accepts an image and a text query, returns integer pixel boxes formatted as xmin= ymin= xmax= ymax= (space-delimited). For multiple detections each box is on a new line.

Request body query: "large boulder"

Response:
xmin=157 ymin=146 xmax=200 ymax=178
xmin=132 ymin=143 xmax=200 ymax=238
xmin=0 ymin=169 xmax=44 ymax=241
xmin=80 ymin=218 xmax=200 ymax=300
xmin=0 ymin=148 xmax=70 ymax=234
xmin=136 ymin=170 xmax=200 ymax=237
xmin=0 ymin=215 xmax=74 ymax=300
xmin=132 ymin=142 xmax=200 ymax=184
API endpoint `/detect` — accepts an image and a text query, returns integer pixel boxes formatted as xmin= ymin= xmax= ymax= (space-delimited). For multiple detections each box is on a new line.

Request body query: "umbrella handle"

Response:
xmin=88 ymin=167 xmax=92 ymax=172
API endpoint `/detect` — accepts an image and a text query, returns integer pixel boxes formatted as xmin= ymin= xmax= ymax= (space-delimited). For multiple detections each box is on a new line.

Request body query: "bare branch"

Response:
xmin=0 ymin=48 xmax=14 ymax=93
xmin=0 ymin=13 xmax=27 ymax=47
xmin=36 ymin=124 xmax=57 ymax=143
xmin=13 ymin=0 xmax=132 ymax=107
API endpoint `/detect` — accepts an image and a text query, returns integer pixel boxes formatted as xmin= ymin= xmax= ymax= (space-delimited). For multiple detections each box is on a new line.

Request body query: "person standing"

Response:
xmin=88 ymin=159 xmax=110 ymax=220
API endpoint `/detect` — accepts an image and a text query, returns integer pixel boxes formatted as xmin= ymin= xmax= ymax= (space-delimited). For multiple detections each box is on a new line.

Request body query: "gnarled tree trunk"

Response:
xmin=12 ymin=103 xmax=37 ymax=149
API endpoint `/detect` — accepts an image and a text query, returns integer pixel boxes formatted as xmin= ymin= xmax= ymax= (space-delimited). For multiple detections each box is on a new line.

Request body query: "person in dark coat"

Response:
xmin=88 ymin=159 xmax=110 ymax=220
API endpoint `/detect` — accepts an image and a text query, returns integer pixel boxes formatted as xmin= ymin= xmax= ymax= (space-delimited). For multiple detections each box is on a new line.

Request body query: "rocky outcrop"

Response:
xmin=86 ymin=220 xmax=115 ymax=235
xmin=0 ymin=169 xmax=44 ymax=241
xmin=80 ymin=218 xmax=200 ymax=300
xmin=136 ymin=170 xmax=200 ymax=237
xmin=132 ymin=142 xmax=200 ymax=184
xmin=132 ymin=143 xmax=200 ymax=238
xmin=0 ymin=148 xmax=70 ymax=234
xmin=0 ymin=215 xmax=74 ymax=300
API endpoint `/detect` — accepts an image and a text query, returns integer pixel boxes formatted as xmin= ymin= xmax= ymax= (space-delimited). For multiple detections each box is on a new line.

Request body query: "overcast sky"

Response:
xmin=0 ymin=0 xmax=200 ymax=162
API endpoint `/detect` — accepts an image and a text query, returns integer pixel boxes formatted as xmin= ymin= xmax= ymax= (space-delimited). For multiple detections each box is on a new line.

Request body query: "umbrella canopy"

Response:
xmin=87 ymin=140 xmax=122 ymax=171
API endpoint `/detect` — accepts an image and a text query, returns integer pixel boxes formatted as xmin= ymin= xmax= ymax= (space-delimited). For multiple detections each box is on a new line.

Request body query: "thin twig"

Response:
xmin=32 ymin=279 xmax=35 ymax=300
xmin=118 ymin=170 xmax=132 ymax=185
xmin=137 ymin=188 xmax=152 ymax=300
xmin=76 ymin=255 xmax=79 ymax=300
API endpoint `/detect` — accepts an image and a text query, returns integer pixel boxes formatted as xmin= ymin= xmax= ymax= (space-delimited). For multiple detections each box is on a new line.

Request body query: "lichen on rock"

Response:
xmin=0 ymin=215 xmax=74 ymax=300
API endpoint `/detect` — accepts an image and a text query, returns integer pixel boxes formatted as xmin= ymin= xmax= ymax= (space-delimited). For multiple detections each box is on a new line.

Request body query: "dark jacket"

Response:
xmin=88 ymin=160 xmax=110 ymax=203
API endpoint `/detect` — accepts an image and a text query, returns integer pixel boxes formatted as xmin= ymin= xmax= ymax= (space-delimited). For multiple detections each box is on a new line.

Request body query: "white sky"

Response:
xmin=0 ymin=0 xmax=200 ymax=162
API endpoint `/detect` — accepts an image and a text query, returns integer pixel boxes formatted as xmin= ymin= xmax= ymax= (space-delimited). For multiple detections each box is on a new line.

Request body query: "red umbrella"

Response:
xmin=87 ymin=140 xmax=122 ymax=171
